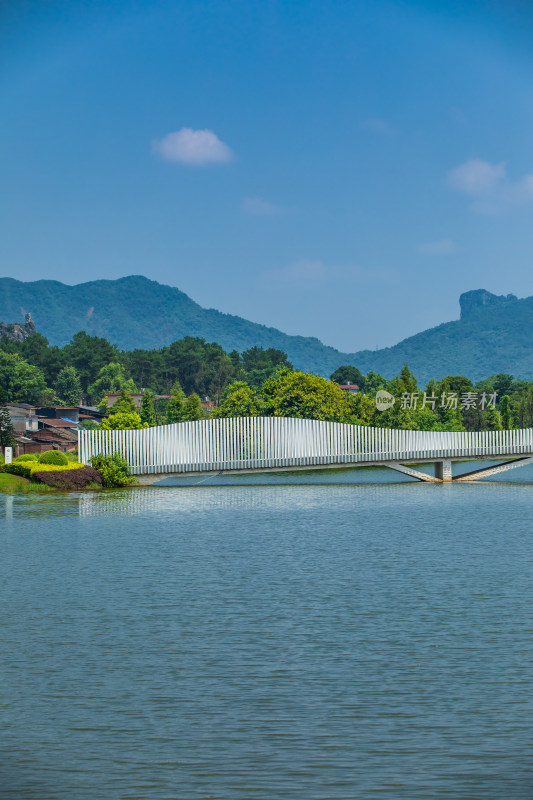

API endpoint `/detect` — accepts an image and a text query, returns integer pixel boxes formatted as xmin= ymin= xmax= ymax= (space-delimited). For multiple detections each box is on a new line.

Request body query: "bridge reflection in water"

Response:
xmin=78 ymin=417 xmax=533 ymax=484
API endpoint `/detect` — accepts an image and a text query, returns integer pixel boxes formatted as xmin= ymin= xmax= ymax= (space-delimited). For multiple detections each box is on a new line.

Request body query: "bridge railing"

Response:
xmin=78 ymin=418 xmax=533 ymax=475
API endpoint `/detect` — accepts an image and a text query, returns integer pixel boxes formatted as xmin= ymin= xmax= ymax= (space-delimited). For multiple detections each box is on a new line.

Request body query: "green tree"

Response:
xmin=109 ymin=388 xmax=136 ymax=415
xmin=228 ymin=349 xmax=242 ymax=371
xmin=241 ymin=346 xmax=293 ymax=388
xmin=388 ymin=363 xmax=418 ymax=396
xmin=0 ymin=351 xmax=48 ymax=404
xmin=19 ymin=333 xmax=67 ymax=385
xmin=516 ymin=385 xmax=533 ymax=427
xmin=79 ymin=419 xmax=99 ymax=430
xmin=370 ymin=399 xmax=421 ymax=430
xmin=343 ymin=391 xmax=376 ymax=424
xmin=432 ymin=375 xmax=473 ymax=430
xmin=485 ymin=406 xmax=502 ymax=430
xmin=100 ymin=412 xmax=148 ymax=430
xmin=0 ymin=390 xmax=15 ymax=449
xmin=262 ymin=369 xmax=350 ymax=422
xmin=87 ymin=362 xmax=136 ymax=405
xmin=91 ymin=453 xmax=133 ymax=487
xmin=64 ymin=332 xmax=119 ymax=390
xmin=491 ymin=373 xmax=515 ymax=397
xmin=437 ymin=375 xmax=474 ymax=396
xmin=215 ymin=381 xmax=264 ymax=417
xmin=166 ymin=381 xmax=186 ymax=423
xmin=97 ymin=395 xmax=109 ymax=413
xmin=330 ymin=365 xmax=364 ymax=389
xmin=123 ymin=348 xmax=165 ymax=392
xmin=409 ymin=406 xmax=439 ymax=431
xmin=140 ymin=389 xmax=156 ymax=426
xmin=182 ymin=393 xmax=204 ymax=421
xmin=55 ymin=365 xmax=82 ymax=406
xmin=500 ymin=395 xmax=511 ymax=430
xmin=37 ymin=388 xmax=58 ymax=406
xmin=363 ymin=370 xmax=387 ymax=395
xmin=161 ymin=337 xmax=236 ymax=399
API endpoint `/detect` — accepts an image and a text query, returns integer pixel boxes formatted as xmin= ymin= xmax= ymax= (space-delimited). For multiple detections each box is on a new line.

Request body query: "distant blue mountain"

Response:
xmin=0 ymin=276 xmax=531 ymax=382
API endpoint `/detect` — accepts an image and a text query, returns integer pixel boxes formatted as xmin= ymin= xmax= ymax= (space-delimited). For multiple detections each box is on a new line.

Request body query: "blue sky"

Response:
xmin=2 ymin=0 xmax=533 ymax=352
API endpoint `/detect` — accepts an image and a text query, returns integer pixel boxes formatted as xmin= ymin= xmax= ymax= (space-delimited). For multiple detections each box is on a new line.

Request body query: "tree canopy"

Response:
xmin=0 ymin=351 xmax=48 ymax=404
xmin=215 ymin=382 xmax=264 ymax=418
xmin=330 ymin=365 xmax=364 ymax=388
xmin=3 ymin=328 xmax=533 ymax=433
xmin=55 ymin=365 xmax=82 ymax=406
xmin=100 ymin=412 xmax=148 ymax=430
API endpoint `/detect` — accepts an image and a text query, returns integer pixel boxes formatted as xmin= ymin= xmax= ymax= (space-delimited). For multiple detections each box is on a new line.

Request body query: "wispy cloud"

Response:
xmin=447 ymin=158 xmax=533 ymax=213
xmin=360 ymin=117 xmax=395 ymax=135
xmin=152 ymin=128 xmax=233 ymax=165
xmin=447 ymin=159 xmax=505 ymax=195
xmin=260 ymin=259 xmax=397 ymax=287
xmin=417 ymin=239 xmax=456 ymax=255
xmin=242 ymin=196 xmax=282 ymax=216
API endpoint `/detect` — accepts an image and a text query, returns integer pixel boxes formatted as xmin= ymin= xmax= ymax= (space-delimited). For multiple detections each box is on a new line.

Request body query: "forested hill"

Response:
xmin=350 ymin=289 xmax=533 ymax=382
xmin=0 ymin=276 xmax=343 ymax=374
xmin=1 ymin=276 xmax=532 ymax=382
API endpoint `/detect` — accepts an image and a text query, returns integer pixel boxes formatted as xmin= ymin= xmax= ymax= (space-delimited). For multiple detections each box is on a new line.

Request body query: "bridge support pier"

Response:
xmin=384 ymin=462 xmax=439 ymax=482
xmin=386 ymin=459 xmax=453 ymax=482
xmin=454 ymin=456 xmax=533 ymax=481
xmin=434 ymin=459 xmax=452 ymax=482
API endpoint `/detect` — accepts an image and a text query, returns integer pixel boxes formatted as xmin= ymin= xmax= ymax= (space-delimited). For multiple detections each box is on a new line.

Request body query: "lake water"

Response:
xmin=2 ymin=468 xmax=533 ymax=799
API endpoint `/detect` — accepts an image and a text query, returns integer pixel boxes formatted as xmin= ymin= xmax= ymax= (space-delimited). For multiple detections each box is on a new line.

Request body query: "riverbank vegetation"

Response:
xmin=2 ymin=329 xmax=533 ymax=433
xmin=0 ymin=450 xmax=135 ymax=493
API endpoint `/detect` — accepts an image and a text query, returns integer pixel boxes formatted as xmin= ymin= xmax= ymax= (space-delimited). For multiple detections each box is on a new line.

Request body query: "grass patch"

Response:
xmin=0 ymin=473 xmax=55 ymax=493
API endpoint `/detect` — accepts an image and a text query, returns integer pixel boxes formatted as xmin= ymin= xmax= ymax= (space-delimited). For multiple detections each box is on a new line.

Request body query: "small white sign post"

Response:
xmin=4 ymin=447 xmax=13 ymax=464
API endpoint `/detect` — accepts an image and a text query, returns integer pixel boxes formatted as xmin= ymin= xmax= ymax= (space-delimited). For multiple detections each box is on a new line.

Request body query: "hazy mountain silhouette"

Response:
xmin=0 ymin=276 xmax=531 ymax=382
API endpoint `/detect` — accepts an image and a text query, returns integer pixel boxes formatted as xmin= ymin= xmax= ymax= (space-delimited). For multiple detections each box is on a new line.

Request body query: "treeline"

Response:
xmin=214 ymin=364 xmax=515 ymax=432
xmin=0 ymin=331 xmax=292 ymax=405
xmin=2 ymin=329 xmax=533 ymax=432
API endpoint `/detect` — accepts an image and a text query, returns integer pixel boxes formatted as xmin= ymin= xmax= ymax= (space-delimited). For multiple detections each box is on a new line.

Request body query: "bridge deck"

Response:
xmin=79 ymin=417 xmax=533 ymax=479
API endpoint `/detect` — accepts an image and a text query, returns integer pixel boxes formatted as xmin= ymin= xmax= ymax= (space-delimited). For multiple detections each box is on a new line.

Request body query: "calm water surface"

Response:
xmin=1 ymin=472 xmax=533 ymax=799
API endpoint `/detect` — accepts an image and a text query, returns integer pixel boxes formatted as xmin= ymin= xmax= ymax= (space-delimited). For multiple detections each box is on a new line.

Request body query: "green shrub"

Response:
xmin=100 ymin=412 xmax=148 ymax=430
xmin=2 ymin=463 xmax=32 ymax=479
xmin=91 ymin=453 xmax=133 ymax=488
xmin=39 ymin=450 xmax=69 ymax=466
xmin=2 ymin=461 xmax=85 ymax=480
xmin=14 ymin=454 xmax=39 ymax=462
xmin=32 ymin=465 xmax=103 ymax=490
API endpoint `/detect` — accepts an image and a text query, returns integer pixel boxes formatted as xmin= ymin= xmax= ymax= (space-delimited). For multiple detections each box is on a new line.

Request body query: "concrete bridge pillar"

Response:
xmin=434 ymin=459 xmax=452 ymax=482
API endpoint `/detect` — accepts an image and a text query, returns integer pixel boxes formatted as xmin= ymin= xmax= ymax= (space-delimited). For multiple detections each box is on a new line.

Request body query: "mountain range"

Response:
xmin=0 ymin=276 xmax=531 ymax=382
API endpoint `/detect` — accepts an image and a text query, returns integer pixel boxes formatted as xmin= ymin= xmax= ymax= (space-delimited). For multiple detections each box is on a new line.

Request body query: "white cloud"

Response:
xmin=447 ymin=158 xmax=533 ymax=214
xmin=152 ymin=128 xmax=233 ymax=165
xmin=417 ymin=239 xmax=456 ymax=255
xmin=242 ymin=196 xmax=282 ymax=216
xmin=447 ymin=159 xmax=506 ymax=195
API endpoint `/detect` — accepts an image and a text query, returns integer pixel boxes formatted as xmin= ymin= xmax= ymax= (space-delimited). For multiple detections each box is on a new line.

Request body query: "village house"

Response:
xmin=35 ymin=406 xmax=80 ymax=423
xmin=338 ymin=383 xmax=360 ymax=393
xmin=106 ymin=392 xmax=145 ymax=411
xmin=7 ymin=403 xmax=40 ymax=434
xmin=8 ymin=404 xmax=80 ymax=457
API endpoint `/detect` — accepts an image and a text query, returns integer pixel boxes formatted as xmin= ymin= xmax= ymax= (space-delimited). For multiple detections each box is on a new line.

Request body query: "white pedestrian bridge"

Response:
xmin=78 ymin=417 xmax=533 ymax=483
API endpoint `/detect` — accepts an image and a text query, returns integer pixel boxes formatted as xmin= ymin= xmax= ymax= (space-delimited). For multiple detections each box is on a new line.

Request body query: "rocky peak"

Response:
xmin=0 ymin=312 xmax=37 ymax=342
xmin=459 ymin=289 xmax=517 ymax=320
